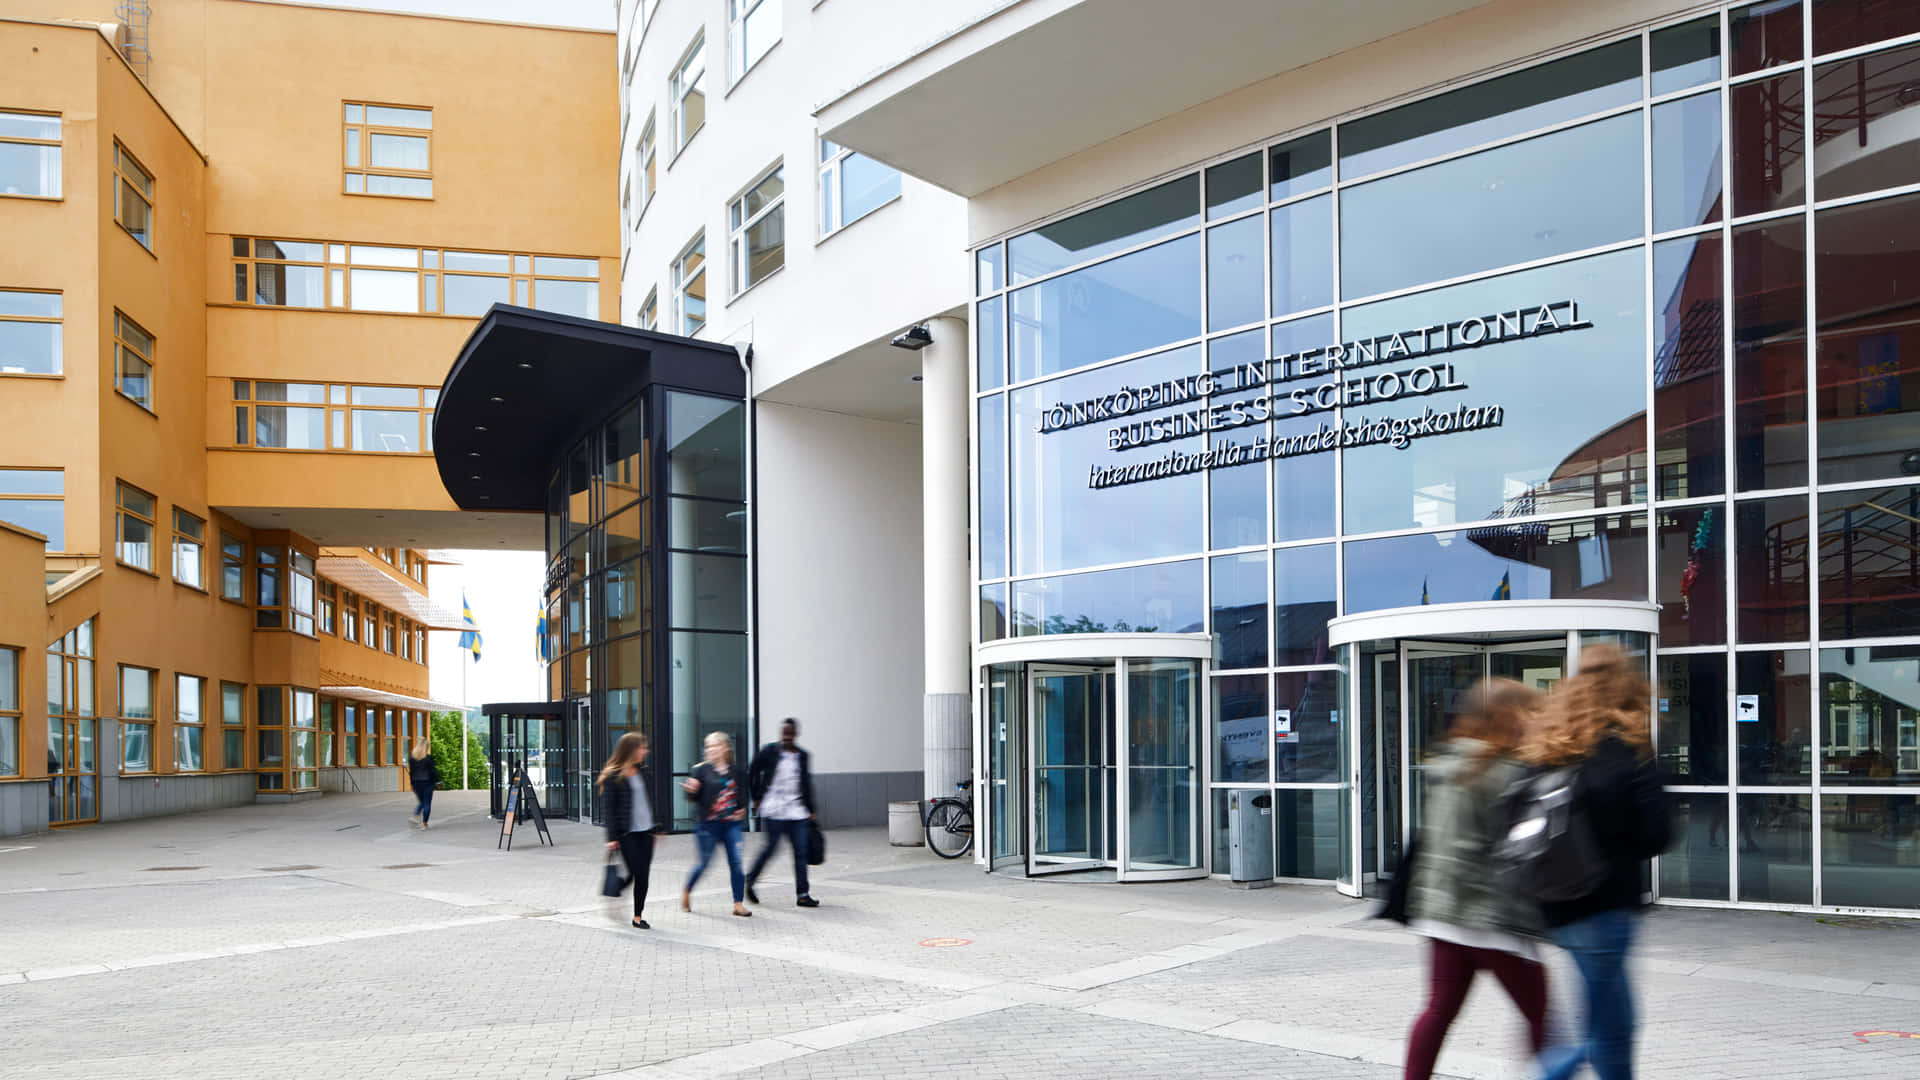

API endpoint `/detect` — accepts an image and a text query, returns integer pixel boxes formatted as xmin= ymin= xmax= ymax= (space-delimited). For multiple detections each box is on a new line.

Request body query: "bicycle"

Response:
xmin=923 ymin=779 xmax=973 ymax=859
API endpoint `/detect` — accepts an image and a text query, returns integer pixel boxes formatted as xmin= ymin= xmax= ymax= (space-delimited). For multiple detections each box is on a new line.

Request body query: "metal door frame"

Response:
xmin=1114 ymin=657 xmax=1206 ymax=883
xmin=1026 ymin=661 xmax=1111 ymax=876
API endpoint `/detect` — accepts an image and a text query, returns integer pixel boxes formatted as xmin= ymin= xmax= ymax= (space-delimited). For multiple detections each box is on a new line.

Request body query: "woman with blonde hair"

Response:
xmin=600 ymin=731 xmax=660 ymax=929
xmin=1527 ymin=644 xmax=1671 ymax=1080
xmin=1402 ymin=678 xmax=1549 ymax=1079
xmin=407 ymin=738 xmax=438 ymax=829
xmin=681 ymin=731 xmax=751 ymax=917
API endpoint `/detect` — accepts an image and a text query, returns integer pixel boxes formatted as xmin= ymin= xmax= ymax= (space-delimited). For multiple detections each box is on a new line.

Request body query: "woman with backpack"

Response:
xmin=1402 ymin=678 xmax=1550 ymax=1080
xmin=1526 ymin=644 xmax=1672 ymax=1080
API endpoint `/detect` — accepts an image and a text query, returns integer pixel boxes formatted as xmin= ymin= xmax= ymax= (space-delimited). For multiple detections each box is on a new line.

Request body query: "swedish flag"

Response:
xmin=1492 ymin=570 xmax=1511 ymax=600
xmin=1420 ymin=576 xmax=1430 ymax=605
xmin=459 ymin=591 xmax=483 ymax=662
xmin=535 ymin=605 xmax=549 ymax=664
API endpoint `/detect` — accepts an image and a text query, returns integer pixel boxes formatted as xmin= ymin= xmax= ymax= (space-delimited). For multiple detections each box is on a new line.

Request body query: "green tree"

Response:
xmin=430 ymin=710 xmax=490 ymax=790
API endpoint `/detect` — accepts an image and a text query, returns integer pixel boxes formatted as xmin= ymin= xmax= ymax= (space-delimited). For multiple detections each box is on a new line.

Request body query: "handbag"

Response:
xmin=806 ymin=819 xmax=826 ymax=866
xmin=600 ymin=849 xmax=627 ymax=897
xmin=1375 ymin=836 xmax=1418 ymax=925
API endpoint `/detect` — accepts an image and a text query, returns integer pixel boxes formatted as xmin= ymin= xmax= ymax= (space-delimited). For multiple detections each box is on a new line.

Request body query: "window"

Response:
xmin=343 ymin=102 xmax=432 ymax=198
xmin=730 ymin=164 xmax=785 ymax=294
xmin=113 ymin=312 xmax=154 ymax=410
xmin=319 ymin=580 xmax=336 ymax=635
xmin=175 ymin=674 xmax=204 ymax=771
xmin=319 ymin=698 xmax=335 ymax=768
xmin=635 ymin=114 xmax=656 ymax=216
xmin=113 ymin=143 xmax=153 ymax=249
xmin=219 ymin=533 xmax=246 ymax=601
xmin=413 ymin=625 xmax=425 ymax=664
xmin=341 ymin=590 xmax=360 ymax=643
xmin=382 ymin=610 xmax=396 ymax=653
xmin=256 ymin=547 xmax=283 ymax=628
xmin=674 ymin=233 xmax=706 ymax=334
xmin=172 ymin=509 xmax=204 ymax=588
xmin=257 ymin=686 xmax=286 ymax=790
xmin=639 ymin=288 xmax=658 ymax=330
xmin=0 ymin=647 xmax=17 ymax=776
xmin=221 ymin=681 xmax=244 ymax=770
xmin=120 ymin=665 xmax=155 ymax=772
xmin=231 ymin=380 xmax=437 ymax=453
xmin=364 ymin=602 xmax=381 ymax=650
xmin=116 ymin=482 xmax=155 ymax=571
xmin=670 ymin=36 xmax=706 ymax=154
xmin=728 ymin=0 xmax=781 ymax=83
xmin=231 ymin=238 xmax=325 ymax=307
xmin=819 ymin=137 xmax=900 ymax=235
xmin=343 ymin=702 xmax=359 ymax=766
xmin=0 ymin=468 xmax=62 ymax=550
xmin=290 ymin=551 xmax=315 ymax=635
xmin=230 ymin=238 xmax=603 ymax=318
xmin=0 ymin=111 xmax=61 ymax=198
xmin=0 ymin=289 xmax=61 ymax=375
xmin=398 ymin=616 xmax=412 ymax=660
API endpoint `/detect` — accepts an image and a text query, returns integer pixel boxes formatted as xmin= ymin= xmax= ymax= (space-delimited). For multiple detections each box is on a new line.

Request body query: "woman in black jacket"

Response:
xmin=407 ymin=740 xmax=438 ymax=829
xmin=600 ymin=732 xmax=659 ymax=929
xmin=680 ymin=732 xmax=751 ymax=917
xmin=1526 ymin=645 xmax=1672 ymax=1080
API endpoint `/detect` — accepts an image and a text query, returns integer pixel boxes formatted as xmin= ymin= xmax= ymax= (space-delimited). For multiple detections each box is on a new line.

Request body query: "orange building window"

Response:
xmin=0 ymin=110 xmax=61 ymax=198
xmin=230 ymin=237 xmax=600 ymax=318
xmin=113 ymin=311 xmax=154 ymax=411
xmin=343 ymin=102 xmax=432 ymax=198
xmin=112 ymin=142 xmax=152 ymax=249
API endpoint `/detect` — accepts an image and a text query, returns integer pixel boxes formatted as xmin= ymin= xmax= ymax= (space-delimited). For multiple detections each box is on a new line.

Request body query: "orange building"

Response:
xmin=0 ymin=0 xmax=615 ymax=833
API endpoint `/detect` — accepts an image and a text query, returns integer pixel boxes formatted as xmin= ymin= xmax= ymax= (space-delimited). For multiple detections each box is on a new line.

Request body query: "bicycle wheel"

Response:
xmin=925 ymin=799 xmax=973 ymax=859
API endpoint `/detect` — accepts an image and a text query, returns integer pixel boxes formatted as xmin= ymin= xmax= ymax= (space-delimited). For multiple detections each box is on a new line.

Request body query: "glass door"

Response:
xmin=1027 ymin=664 xmax=1112 ymax=874
xmin=984 ymin=664 xmax=1024 ymax=870
xmin=1118 ymin=658 xmax=1204 ymax=881
xmin=1403 ymin=646 xmax=1483 ymax=837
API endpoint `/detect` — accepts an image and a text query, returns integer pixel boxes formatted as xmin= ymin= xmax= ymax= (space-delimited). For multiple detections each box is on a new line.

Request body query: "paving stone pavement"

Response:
xmin=2 ymin=791 xmax=1916 ymax=1080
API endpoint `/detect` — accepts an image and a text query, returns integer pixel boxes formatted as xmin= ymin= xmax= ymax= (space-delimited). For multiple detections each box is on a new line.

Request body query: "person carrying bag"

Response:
xmin=599 ymin=732 xmax=661 ymax=930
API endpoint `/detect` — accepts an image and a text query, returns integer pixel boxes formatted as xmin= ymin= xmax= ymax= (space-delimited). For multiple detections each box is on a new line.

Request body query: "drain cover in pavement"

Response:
xmin=142 ymin=866 xmax=205 ymax=872
xmin=382 ymin=863 xmax=432 ymax=869
xmin=259 ymin=865 xmax=320 ymax=871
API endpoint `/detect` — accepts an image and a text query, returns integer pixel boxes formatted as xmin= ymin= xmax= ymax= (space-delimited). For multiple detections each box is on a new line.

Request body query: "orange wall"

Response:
xmin=0 ymin=524 xmax=51 ymax=782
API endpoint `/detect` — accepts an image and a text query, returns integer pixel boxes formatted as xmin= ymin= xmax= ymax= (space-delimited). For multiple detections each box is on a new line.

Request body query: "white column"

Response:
xmin=922 ymin=315 xmax=971 ymax=802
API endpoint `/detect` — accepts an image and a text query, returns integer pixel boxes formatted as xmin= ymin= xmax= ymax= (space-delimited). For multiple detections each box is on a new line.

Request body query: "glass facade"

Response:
xmin=972 ymin=3 xmax=1920 ymax=910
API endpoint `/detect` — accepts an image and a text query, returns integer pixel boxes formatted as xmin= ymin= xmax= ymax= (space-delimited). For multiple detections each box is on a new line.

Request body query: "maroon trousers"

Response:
xmin=1405 ymin=938 xmax=1548 ymax=1080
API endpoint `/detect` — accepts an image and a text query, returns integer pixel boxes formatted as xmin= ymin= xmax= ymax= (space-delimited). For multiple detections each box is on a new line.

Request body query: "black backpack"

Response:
xmin=1492 ymin=764 xmax=1611 ymax=904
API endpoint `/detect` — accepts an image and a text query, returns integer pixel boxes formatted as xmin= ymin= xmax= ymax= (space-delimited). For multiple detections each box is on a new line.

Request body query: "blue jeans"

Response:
xmin=1541 ymin=909 xmax=1638 ymax=1080
xmin=747 ymin=817 xmax=811 ymax=898
xmin=686 ymin=820 xmax=746 ymax=903
xmin=413 ymin=787 xmax=433 ymax=824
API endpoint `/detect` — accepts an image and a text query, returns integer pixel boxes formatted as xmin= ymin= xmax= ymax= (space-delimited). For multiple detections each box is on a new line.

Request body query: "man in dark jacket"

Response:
xmin=745 ymin=718 xmax=819 ymax=907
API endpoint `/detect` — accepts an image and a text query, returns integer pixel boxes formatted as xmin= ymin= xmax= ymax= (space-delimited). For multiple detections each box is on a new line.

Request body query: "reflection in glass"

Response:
xmin=1661 ymin=793 xmax=1730 ymax=901
xmin=1209 ymin=216 xmax=1264 ymax=330
xmin=1737 ymin=794 xmax=1813 ymax=904
xmin=1812 ymin=43 xmax=1920 ymax=202
xmin=1274 ymin=543 xmax=1336 ymax=667
xmin=1344 ymin=513 xmax=1649 ymax=614
xmin=1273 ymin=788 xmax=1344 ymax=879
xmin=441 ymin=274 xmax=509 ymax=317
xmin=1273 ymin=668 xmax=1340 ymax=783
xmin=979 ymin=583 xmax=1009 ymax=641
xmin=1270 ymin=194 xmax=1332 ymax=316
xmin=1011 ymin=346 xmax=1202 ymax=575
xmin=1731 ymin=218 xmax=1808 ymax=491
xmin=1211 ymin=552 xmax=1268 ymax=670
xmin=1341 ymin=114 xmax=1642 ymax=301
xmin=1729 ymin=0 xmax=1803 ymax=75
xmin=1730 ymin=74 xmax=1804 ymax=217
xmin=1818 ymin=487 xmax=1920 ymax=640
xmin=977 ymin=244 xmax=1003 ymax=295
xmin=1010 ymin=236 xmax=1201 ymax=382
xmin=1735 ymin=649 xmax=1813 ymax=784
xmin=1651 ymin=15 xmax=1722 ymax=95
xmin=1652 ymin=92 xmax=1724 ymax=233
xmin=1271 ymin=314 xmax=1336 ymax=541
xmin=1657 ymin=652 xmax=1728 ymax=784
xmin=1653 ymin=233 xmax=1726 ymax=499
xmin=978 ymin=395 xmax=1007 ymax=580
xmin=670 ymin=632 xmax=748 ymax=812
xmin=1268 ymin=130 xmax=1331 ymax=201
xmin=1656 ymin=505 xmax=1727 ymax=647
xmin=1812 ymin=0 xmax=1920 ymax=57
xmin=1338 ymin=40 xmax=1640 ymax=180
xmin=1208 ymin=331 xmax=1267 ymax=549
xmin=977 ymin=294 xmax=1005 ymax=391
xmin=1012 ymin=560 xmax=1203 ymax=636
xmin=1212 ymin=674 xmax=1268 ymax=783
xmin=1819 ymin=647 xmax=1920 ymax=784
xmin=1814 ymin=192 xmax=1920 ymax=484
xmin=1206 ymin=151 xmax=1262 ymax=219
xmin=351 ymin=410 xmax=419 ymax=452
xmin=1822 ymin=795 xmax=1920 ymax=910
xmin=668 ymin=553 xmax=744 ymax=631
xmin=1735 ymin=496 xmax=1810 ymax=643
xmin=668 ymin=393 xmax=744 ymax=499
xmin=1341 ymin=249 xmax=1648 ymax=533
xmin=603 ymin=403 xmax=644 ymax=499
xmin=1008 ymin=176 xmax=1198 ymax=283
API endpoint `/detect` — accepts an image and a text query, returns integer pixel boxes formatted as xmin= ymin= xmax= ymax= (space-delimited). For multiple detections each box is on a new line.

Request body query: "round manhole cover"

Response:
xmin=919 ymin=937 xmax=972 ymax=948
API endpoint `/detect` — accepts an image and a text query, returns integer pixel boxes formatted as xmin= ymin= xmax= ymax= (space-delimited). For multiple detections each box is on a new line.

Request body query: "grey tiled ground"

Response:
xmin=2 ymin=791 xmax=1917 ymax=1080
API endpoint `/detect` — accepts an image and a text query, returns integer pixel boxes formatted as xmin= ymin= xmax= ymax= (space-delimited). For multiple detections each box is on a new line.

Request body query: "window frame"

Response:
xmin=0 ymin=288 xmax=62 ymax=378
xmin=669 ymin=35 xmax=707 ymax=157
xmin=231 ymin=379 xmax=438 ymax=454
xmin=115 ymin=481 xmax=157 ymax=573
xmin=728 ymin=0 xmax=783 ymax=87
xmin=0 ymin=645 xmax=18 ymax=777
xmin=229 ymin=237 xmax=602 ymax=319
xmin=818 ymin=136 xmax=903 ymax=237
xmin=174 ymin=673 xmax=205 ymax=772
xmin=118 ymin=664 xmax=157 ymax=774
xmin=219 ymin=532 xmax=246 ymax=603
xmin=0 ymin=109 xmax=62 ymax=200
xmin=639 ymin=286 xmax=658 ymax=330
xmin=220 ymin=680 xmax=245 ymax=771
xmin=112 ymin=141 xmax=153 ymax=251
xmin=342 ymin=101 xmax=434 ymax=200
xmin=112 ymin=311 xmax=155 ymax=412
xmin=635 ymin=113 xmax=657 ymax=219
xmin=729 ymin=162 xmax=786 ymax=297
xmin=341 ymin=589 xmax=360 ymax=644
xmin=0 ymin=467 xmax=64 ymax=552
xmin=319 ymin=579 xmax=337 ymax=635
xmin=673 ymin=231 xmax=706 ymax=335
xmin=172 ymin=507 xmax=205 ymax=590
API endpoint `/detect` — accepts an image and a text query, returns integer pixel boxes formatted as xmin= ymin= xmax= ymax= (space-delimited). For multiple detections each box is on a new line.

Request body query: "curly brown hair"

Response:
xmin=1522 ymin=643 xmax=1653 ymax=766
xmin=1450 ymin=677 xmax=1539 ymax=778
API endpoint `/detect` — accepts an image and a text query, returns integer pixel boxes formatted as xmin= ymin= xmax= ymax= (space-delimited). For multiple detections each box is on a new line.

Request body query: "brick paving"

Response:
xmin=1 ymin=791 xmax=1916 ymax=1079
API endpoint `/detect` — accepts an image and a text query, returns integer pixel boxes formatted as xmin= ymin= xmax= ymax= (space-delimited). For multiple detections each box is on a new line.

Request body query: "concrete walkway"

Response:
xmin=2 ymin=792 xmax=1916 ymax=1079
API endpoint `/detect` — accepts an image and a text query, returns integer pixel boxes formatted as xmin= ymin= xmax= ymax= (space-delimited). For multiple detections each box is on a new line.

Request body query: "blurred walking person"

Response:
xmin=1527 ymin=645 xmax=1671 ymax=1080
xmin=681 ymin=732 xmax=752 ymax=917
xmin=1402 ymin=679 xmax=1549 ymax=1080
xmin=407 ymin=739 xmax=438 ymax=829
xmin=746 ymin=718 xmax=820 ymax=908
xmin=601 ymin=732 xmax=660 ymax=929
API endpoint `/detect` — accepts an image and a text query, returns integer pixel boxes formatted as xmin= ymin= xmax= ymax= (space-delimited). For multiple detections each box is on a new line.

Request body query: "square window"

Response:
xmin=344 ymin=101 xmax=433 ymax=199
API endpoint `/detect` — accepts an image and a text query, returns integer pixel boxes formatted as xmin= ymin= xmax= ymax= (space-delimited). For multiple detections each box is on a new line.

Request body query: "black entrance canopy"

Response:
xmin=434 ymin=305 xmax=745 ymax=512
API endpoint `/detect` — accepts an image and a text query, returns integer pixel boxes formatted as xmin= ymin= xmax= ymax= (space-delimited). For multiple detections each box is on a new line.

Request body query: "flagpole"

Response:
xmin=460 ymin=639 xmax=469 ymax=791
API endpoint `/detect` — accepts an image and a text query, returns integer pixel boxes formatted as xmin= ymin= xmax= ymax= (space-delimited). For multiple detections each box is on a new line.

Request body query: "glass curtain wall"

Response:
xmin=545 ymin=386 xmax=748 ymax=829
xmin=972 ymin=0 xmax=1920 ymax=910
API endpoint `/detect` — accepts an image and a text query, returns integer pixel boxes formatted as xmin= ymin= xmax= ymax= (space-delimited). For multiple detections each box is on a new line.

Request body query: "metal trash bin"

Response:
xmin=1228 ymin=790 xmax=1274 ymax=887
xmin=889 ymin=800 xmax=924 ymax=846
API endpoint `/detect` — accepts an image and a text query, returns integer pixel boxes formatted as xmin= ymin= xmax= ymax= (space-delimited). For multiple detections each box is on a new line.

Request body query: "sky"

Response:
xmin=269 ymin=0 xmax=613 ymax=30
xmin=427 ymin=549 xmax=548 ymax=710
